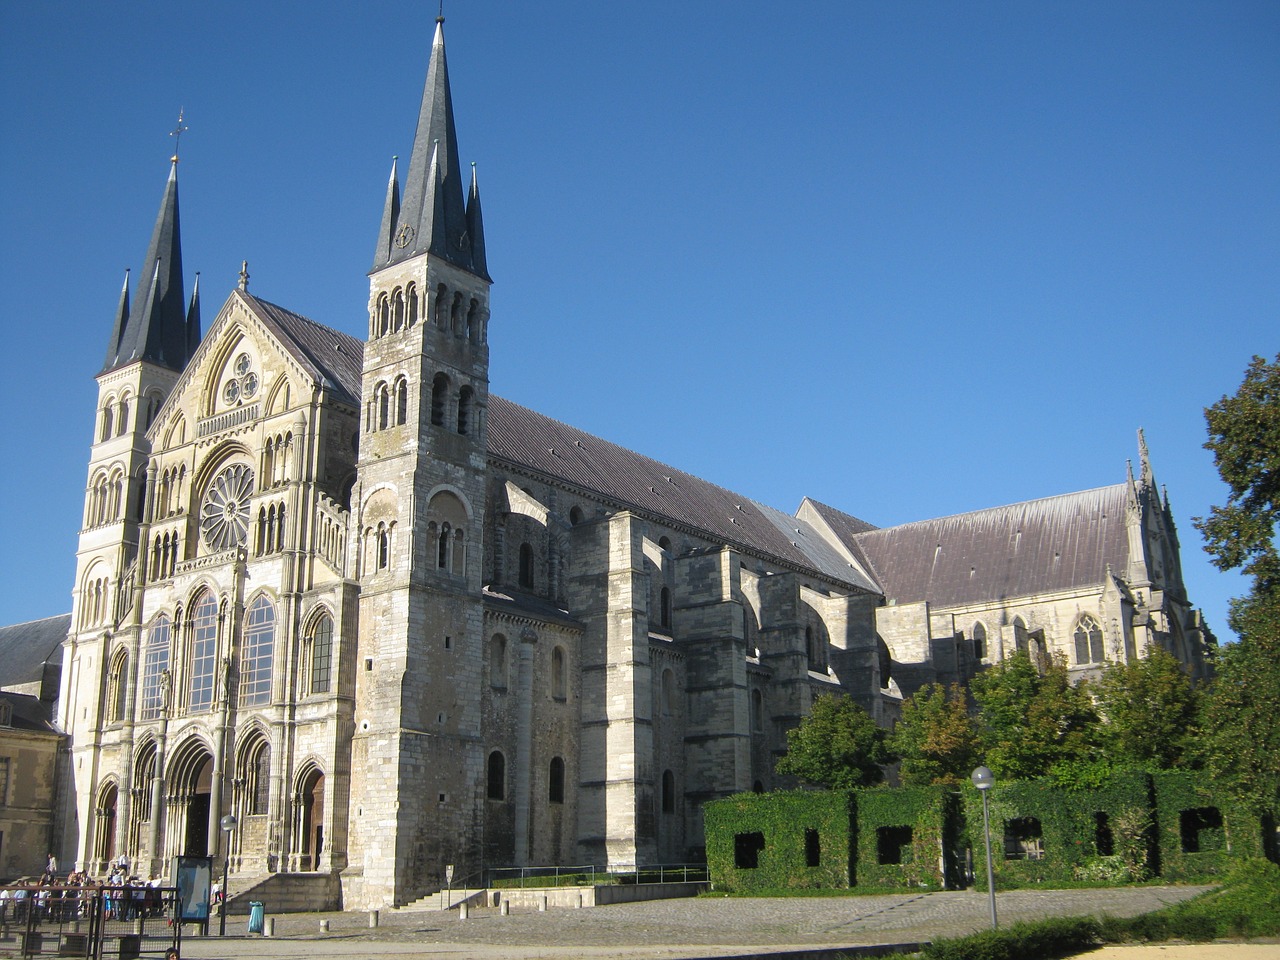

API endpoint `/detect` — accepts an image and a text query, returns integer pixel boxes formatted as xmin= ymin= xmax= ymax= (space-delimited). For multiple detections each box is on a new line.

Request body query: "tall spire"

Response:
xmin=102 ymin=159 xmax=191 ymax=373
xmin=372 ymin=157 xmax=401 ymax=269
xmin=185 ymin=271 xmax=202 ymax=357
xmin=374 ymin=16 xmax=489 ymax=279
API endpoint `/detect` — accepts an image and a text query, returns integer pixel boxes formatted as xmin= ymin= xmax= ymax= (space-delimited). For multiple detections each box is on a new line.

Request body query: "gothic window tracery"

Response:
xmin=139 ymin=616 xmax=171 ymax=720
xmin=307 ymin=613 xmax=333 ymax=695
xmin=240 ymin=596 xmax=275 ymax=708
xmin=1074 ymin=614 xmax=1105 ymax=665
xmin=187 ymin=591 xmax=219 ymax=711
xmin=200 ymin=463 xmax=254 ymax=551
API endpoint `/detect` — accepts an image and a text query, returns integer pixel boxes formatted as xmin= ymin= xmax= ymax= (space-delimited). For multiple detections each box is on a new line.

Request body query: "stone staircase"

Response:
xmin=224 ymin=872 xmax=342 ymax=914
xmin=391 ymin=887 xmax=487 ymax=913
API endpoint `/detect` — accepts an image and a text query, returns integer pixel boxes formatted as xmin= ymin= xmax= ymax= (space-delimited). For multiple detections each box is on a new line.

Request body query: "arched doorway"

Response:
xmin=298 ymin=769 xmax=325 ymax=871
xmin=94 ymin=783 xmax=119 ymax=869
xmin=167 ymin=740 xmax=215 ymax=859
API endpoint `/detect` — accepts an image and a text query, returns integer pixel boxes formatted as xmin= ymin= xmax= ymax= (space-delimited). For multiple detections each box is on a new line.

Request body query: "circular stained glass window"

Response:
xmin=200 ymin=463 xmax=255 ymax=550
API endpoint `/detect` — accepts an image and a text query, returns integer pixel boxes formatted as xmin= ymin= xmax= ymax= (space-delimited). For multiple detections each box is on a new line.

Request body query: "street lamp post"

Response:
xmin=971 ymin=766 xmax=997 ymax=930
xmin=219 ymin=813 xmax=237 ymax=937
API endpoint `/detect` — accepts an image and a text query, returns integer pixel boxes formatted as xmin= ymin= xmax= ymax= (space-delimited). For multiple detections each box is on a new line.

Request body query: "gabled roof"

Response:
xmin=0 ymin=692 xmax=61 ymax=735
xmin=844 ymin=485 xmax=1132 ymax=608
xmin=0 ymin=614 xmax=69 ymax=689
xmin=487 ymin=397 xmax=877 ymax=591
xmin=241 ymin=294 xmax=364 ymax=405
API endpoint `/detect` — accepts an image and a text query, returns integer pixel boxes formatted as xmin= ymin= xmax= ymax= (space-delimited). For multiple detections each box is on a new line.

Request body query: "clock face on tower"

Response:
xmin=200 ymin=463 xmax=255 ymax=551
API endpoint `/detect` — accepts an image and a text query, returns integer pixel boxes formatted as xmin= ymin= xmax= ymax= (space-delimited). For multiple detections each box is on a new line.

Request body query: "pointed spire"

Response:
xmin=104 ymin=159 xmax=190 ymax=373
xmin=466 ymin=161 xmax=489 ymax=281
xmin=1125 ymin=459 xmax=1141 ymax=518
xmin=372 ymin=156 xmax=401 ymax=269
xmin=101 ymin=270 xmax=131 ymax=373
xmin=1137 ymin=428 xmax=1154 ymax=488
xmin=185 ymin=272 xmax=202 ymax=357
xmin=377 ymin=15 xmax=486 ymax=278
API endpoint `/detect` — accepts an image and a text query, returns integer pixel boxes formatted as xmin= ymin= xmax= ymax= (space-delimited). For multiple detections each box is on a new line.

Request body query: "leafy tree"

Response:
xmin=775 ymin=694 xmax=893 ymax=789
xmin=1093 ymin=647 xmax=1200 ymax=771
xmin=1200 ymin=590 xmax=1280 ymax=813
xmin=890 ymin=683 xmax=980 ymax=786
xmin=969 ymin=652 xmax=1100 ymax=781
xmin=1194 ymin=352 xmax=1280 ymax=595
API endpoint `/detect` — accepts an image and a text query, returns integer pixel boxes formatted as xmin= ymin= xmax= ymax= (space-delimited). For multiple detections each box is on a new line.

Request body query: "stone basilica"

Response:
xmin=53 ymin=19 xmax=1212 ymax=909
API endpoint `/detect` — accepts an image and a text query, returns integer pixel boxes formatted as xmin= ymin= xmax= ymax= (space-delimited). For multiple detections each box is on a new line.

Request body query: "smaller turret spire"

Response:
xmin=466 ymin=161 xmax=489 ymax=280
xmin=186 ymin=271 xmax=202 ymax=357
xmin=1137 ymin=428 xmax=1154 ymax=488
xmin=102 ymin=270 xmax=131 ymax=372
xmin=372 ymin=157 xmax=401 ymax=269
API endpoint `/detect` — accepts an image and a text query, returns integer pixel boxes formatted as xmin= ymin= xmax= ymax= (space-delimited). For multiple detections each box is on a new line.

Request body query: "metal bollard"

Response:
xmin=538 ymin=895 xmax=548 ymax=912
xmin=369 ymin=909 xmax=379 ymax=928
xmin=500 ymin=900 xmax=509 ymax=916
xmin=319 ymin=919 xmax=330 ymax=933
xmin=459 ymin=900 xmax=469 ymax=920
xmin=576 ymin=893 xmax=583 ymax=909
xmin=264 ymin=917 xmax=274 ymax=938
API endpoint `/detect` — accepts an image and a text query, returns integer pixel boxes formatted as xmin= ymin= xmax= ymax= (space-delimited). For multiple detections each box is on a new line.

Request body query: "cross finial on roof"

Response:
xmin=238 ymin=260 xmax=250 ymax=292
xmin=169 ymin=108 xmax=189 ymax=164
xmin=438 ymin=0 xmax=444 ymax=23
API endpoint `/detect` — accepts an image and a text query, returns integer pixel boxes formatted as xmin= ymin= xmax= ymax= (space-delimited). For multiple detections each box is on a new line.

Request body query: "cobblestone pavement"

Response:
xmin=169 ymin=885 xmax=1215 ymax=960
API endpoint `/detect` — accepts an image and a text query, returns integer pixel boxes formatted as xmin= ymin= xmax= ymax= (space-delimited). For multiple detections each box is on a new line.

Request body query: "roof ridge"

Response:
xmin=0 ymin=613 xmax=71 ymax=629
xmin=858 ymin=483 xmax=1128 ymax=536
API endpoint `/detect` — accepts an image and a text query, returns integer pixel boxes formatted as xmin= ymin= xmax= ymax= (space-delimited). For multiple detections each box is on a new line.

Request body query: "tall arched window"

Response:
xmin=239 ymin=737 xmax=271 ymax=816
xmin=549 ymin=756 xmax=565 ymax=804
xmin=240 ymin=596 xmax=275 ymax=706
xmin=972 ymin=622 xmax=988 ymax=660
xmin=518 ymin=542 xmax=534 ymax=589
xmin=490 ymin=634 xmax=508 ymax=689
xmin=188 ymin=592 xmax=219 ymax=711
xmin=406 ymin=283 xmax=419 ymax=326
xmin=395 ymin=377 xmax=408 ymax=426
xmin=430 ymin=374 xmax=448 ymax=427
xmin=552 ymin=646 xmax=567 ymax=700
xmin=309 ymin=613 xmax=333 ymax=695
xmin=140 ymin=615 xmax=171 ymax=720
xmin=457 ymin=386 xmax=472 ymax=436
xmin=108 ymin=649 xmax=129 ymax=723
xmin=487 ymin=751 xmax=506 ymax=800
xmin=1074 ymin=615 xmax=1105 ymax=665
xmin=377 ymin=382 xmax=390 ymax=431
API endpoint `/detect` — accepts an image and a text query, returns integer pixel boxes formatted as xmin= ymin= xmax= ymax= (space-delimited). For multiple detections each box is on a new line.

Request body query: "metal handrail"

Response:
xmin=485 ymin=862 xmax=708 ymax=889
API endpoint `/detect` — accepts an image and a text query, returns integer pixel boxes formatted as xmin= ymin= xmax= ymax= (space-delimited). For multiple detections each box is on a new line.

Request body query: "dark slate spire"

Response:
xmin=102 ymin=270 xmax=131 ymax=372
xmin=103 ymin=160 xmax=190 ymax=373
xmin=372 ymin=157 xmax=401 ymax=269
xmin=376 ymin=17 xmax=488 ymax=279
xmin=466 ymin=161 xmax=488 ymax=281
xmin=185 ymin=271 xmax=202 ymax=357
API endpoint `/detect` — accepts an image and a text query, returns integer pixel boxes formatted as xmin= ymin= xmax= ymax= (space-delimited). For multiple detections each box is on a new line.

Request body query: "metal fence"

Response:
xmin=487 ymin=863 xmax=708 ymax=889
xmin=0 ymin=884 xmax=182 ymax=959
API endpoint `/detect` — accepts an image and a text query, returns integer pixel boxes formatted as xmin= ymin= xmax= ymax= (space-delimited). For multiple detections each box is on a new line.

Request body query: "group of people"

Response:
xmin=0 ymin=854 xmax=169 ymax=924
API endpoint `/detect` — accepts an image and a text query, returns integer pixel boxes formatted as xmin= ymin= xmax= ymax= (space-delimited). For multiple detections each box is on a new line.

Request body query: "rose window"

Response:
xmin=200 ymin=463 xmax=255 ymax=550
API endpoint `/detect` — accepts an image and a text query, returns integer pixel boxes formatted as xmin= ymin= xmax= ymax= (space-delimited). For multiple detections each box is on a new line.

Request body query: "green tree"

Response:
xmin=969 ymin=652 xmax=1100 ymax=781
xmin=1194 ymin=352 xmax=1280 ymax=595
xmin=775 ymin=694 xmax=893 ymax=789
xmin=1093 ymin=647 xmax=1200 ymax=770
xmin=890 ymin=682 xmax=980 ymax=786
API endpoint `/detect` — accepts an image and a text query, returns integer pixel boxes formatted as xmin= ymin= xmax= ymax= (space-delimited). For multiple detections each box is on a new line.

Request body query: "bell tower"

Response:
xmin=347 ymin=15 xmax=494 ymax=908
xmin=62 ymin=152 xmax=201 ymax=869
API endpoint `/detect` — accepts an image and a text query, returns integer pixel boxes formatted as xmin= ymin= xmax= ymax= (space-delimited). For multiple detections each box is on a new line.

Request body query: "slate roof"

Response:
xmin=487 ymin=397 xmax=877 ymax=591
xmin=0 ymin=692 xmax=61 ymax=734
xmin=243 ymin=294 xmax=365 ymax=405
xmin=836 ymin=485 xmax=1132 ymax=608
xmin=0 ymin=614 xmax=69 ymax=689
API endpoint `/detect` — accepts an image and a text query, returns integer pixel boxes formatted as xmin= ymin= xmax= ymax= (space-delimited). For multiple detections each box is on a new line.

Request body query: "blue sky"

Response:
xmin=1 ymin=1 xmax=1276 ymax=640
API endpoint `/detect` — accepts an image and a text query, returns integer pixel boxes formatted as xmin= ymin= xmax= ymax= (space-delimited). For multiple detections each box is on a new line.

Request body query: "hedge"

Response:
xmin=1150 ymin=770 xmax=1272 ymax=881
xmin=962 ymin=769 xmax=1153 ymax=888
xmin=704 ymin=789 xmax=853 ymax=891
xmin=855 ymin=785 xmax=958 ymax=890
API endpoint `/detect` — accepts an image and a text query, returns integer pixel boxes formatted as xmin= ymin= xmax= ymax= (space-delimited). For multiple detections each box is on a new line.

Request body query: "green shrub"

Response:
xmin=921 ymin=916 xmax=1100 ymax=960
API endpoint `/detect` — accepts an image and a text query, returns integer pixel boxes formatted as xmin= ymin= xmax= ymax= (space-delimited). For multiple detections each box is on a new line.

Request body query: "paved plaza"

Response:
xmin=167 ymin=885 xmax=1235 ymax=960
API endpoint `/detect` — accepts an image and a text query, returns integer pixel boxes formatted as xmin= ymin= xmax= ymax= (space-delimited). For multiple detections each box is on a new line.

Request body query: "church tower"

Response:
xmin=61 ymin=154 xmax=200 ymax=866
xmin=347 ymin=15 xmax=493 ymax=908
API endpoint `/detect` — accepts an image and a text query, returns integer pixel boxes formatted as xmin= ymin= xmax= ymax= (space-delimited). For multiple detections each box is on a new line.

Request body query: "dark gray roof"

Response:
xmin=487 ymin=397 xmax=874 ymax=590
xmin=102 ymin=162 xmax=194 ymax=374
xmin=482 ymin=586 xmax=582 ymax=631
xmin=0 ymin=692 xmax=60 ymax=734
xmin=847 ymin=485 xmax=1131 ymax=608
xmin=0 ymin=615 xmax=69 ymax=689
xmin=243 ymin=293 xmax=365 ymax=405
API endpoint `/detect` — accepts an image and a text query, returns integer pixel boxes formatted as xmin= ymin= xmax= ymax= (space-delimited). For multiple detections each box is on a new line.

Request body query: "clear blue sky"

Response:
xmin=1 ymin=1 xmax=1276 ymax=641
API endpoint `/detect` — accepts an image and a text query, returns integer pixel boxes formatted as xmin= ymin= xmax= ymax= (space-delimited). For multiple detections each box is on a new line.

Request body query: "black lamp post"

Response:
xmin=219 ymin=813 xmax=237 ymax=936
xmin=971 ymin=766 xmax=997 ymax=929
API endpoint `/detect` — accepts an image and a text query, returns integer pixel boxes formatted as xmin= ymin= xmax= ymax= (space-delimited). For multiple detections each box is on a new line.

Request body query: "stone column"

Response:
xmin=513 ymin=628 xmax=537 ymax=864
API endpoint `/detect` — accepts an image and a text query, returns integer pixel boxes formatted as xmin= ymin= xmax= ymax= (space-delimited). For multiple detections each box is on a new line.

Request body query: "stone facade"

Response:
xmin=49 ymin=17 xmax=1212 ymax=912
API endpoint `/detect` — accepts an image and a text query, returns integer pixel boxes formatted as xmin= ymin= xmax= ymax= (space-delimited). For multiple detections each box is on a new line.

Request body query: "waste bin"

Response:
xmin=248 ymin=901 xmax=265 ymax=934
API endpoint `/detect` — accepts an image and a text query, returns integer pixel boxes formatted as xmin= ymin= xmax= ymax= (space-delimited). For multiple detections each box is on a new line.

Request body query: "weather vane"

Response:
xmin=170 ymin=108 xmax=189 ymax=162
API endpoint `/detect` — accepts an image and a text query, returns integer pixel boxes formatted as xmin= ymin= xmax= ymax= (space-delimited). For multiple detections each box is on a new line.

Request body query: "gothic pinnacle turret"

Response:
xmin=372 ymin=17 xmax=489 ymax=280
xmin=102 ymin=159 xmax=193 ymax=373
